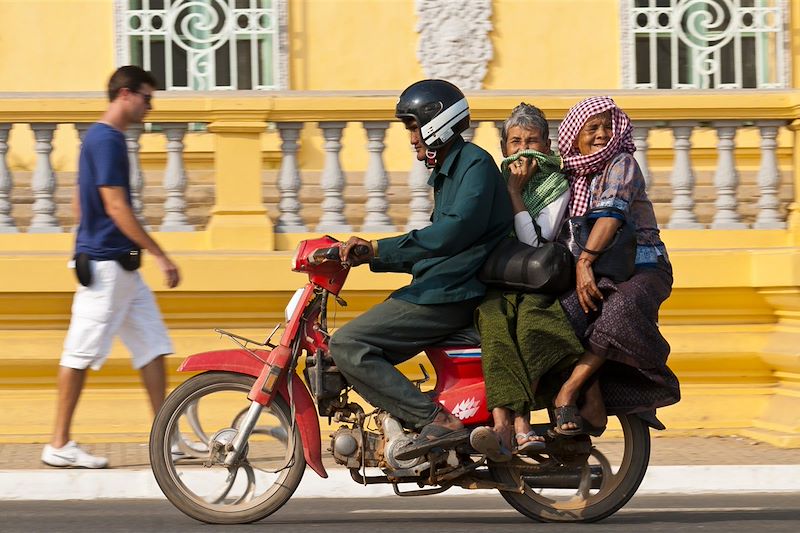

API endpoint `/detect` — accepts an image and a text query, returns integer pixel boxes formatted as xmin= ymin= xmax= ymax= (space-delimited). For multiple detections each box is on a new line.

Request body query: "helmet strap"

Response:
xmin=424 ymin=149 xmax=438 ymax=169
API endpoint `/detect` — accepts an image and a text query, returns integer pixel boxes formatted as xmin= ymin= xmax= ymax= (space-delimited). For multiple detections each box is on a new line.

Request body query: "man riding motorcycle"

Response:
xmin=332 ymin=79 xmax=512 ymax=459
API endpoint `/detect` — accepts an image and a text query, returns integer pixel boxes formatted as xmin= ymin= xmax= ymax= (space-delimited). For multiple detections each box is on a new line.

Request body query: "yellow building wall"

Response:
xmin=0 ymin=0 xmax=115 ymax=92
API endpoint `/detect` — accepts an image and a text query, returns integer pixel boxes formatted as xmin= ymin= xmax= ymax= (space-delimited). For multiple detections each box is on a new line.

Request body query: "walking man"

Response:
xmin=42 ymin=66 xmax=180 ymax=468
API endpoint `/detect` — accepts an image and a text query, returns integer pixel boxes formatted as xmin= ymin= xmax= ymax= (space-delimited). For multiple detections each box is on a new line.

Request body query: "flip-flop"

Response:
xmin=552 ymin=405 xmax=607 ymax=438
xmin=514 ymin=431 xmax=546 ymax=455
xmin=469 ymin=426 xmax=512 ymax=463
xmin=553 ymin=405 xmax=584 ymax=437
xmin=394 ymin=423 xmax=470 ymax=461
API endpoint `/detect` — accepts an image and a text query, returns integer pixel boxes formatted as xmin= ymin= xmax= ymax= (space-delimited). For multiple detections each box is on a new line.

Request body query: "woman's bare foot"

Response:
xmin=513 ymin=414 xmax=544 ymax=447
xmin=579 ymin=380 xmax=607 ymax=430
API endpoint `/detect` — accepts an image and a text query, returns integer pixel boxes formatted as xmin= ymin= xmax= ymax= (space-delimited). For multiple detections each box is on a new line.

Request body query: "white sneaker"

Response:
xmin=41 ymin=441 xmax=108 ymax=469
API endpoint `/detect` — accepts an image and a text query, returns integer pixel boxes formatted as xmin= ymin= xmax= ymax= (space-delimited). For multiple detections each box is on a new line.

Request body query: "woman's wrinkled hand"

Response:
xmin=507 ymin=155 xmax=538 ymax=194
xmin=576 ymin=258 xmax=603 ymax=313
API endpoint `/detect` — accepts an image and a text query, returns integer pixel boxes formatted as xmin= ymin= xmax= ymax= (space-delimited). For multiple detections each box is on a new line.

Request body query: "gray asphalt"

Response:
xmin=2 ymin=493 xmax=799 ymax=532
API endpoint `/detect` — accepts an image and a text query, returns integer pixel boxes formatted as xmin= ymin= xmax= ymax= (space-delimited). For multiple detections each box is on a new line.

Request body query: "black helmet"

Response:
xmin=395 ymin=79 xmax=470 ymax=150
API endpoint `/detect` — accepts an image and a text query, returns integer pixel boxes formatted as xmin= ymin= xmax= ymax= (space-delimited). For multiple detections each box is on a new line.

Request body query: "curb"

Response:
xmin=2 ymin=465 xmax=800 ymax=500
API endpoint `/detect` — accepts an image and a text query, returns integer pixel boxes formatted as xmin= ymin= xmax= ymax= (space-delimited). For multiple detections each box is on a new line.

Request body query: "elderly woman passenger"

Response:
xmin=470 ymin=103 xmax=585 ymax=461
xmin=551 ymin=96 xmax=680 ymax=435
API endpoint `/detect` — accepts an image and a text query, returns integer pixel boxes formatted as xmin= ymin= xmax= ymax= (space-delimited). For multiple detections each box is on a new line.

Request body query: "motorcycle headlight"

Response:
xmin=284 ymin=288 xmax=305 ymax=322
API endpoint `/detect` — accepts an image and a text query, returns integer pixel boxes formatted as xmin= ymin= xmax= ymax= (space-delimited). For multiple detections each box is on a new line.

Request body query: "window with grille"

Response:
xmin=114 ymin=0 xmax=287 ymax=91
xmin=622 ymin=0 xmax=788 ymax=89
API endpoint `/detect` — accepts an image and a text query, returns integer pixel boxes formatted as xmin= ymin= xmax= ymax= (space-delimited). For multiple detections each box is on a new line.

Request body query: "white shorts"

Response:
xmin=61 ymin=260 xmax=173 ymax=371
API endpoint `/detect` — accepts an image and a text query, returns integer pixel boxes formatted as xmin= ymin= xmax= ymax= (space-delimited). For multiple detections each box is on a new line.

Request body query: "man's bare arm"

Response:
xmin=98 ymin=186 xmax=180 ymax=288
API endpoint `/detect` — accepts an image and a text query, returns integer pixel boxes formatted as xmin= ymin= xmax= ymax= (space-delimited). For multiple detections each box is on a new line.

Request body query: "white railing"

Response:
xmin=0 ymin=92 xmax=795 ymax=235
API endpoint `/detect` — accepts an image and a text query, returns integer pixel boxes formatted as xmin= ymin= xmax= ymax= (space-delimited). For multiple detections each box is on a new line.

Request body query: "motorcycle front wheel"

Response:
xmin=491 ymin=413 xmax=650 ymax=523
xmin=150 ymin=371 xmax=306 ymax=524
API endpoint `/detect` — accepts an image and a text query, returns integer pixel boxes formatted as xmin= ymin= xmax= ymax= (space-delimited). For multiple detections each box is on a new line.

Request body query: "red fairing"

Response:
xmin=178 ymin=350 xmax=328 ymax=479
xmin=426 ymin=346 xmax=492 ymax=426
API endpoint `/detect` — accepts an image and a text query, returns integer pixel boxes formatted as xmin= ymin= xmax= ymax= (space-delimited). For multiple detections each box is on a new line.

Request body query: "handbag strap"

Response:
xmin=572 ymin=207 xmax=627 ymax=255
xmin=530 ymin=217 xmax=551 ymax=245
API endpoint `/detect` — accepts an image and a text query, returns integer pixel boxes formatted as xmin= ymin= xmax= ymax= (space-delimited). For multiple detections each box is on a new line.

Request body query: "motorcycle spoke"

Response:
xmin=229 ymin=463 xmax=258 ymax=505
xmin=185 ymin=400 xmax=210 ymax=445
xmin=206 ymin=469 xmax=238 ymax=505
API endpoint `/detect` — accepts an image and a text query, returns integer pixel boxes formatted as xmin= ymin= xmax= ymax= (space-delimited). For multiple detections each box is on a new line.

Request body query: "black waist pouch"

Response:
xmin=116 ymin=249 xmax=142 ymax=271
xmin=74 ymin=253 xmax=92 ymax=287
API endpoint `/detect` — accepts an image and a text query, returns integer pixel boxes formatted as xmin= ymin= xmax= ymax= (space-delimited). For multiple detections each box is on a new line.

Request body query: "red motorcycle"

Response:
xmin=150 ymin=235 xmax=654 ymax=524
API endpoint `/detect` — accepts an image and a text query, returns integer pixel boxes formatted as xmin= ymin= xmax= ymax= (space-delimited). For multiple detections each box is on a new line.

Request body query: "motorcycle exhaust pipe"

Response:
xmin=521 ymin=466 xmax=603 ymax=490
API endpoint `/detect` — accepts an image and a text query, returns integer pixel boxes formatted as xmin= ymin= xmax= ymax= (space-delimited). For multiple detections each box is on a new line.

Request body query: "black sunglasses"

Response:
xmin=128 ymin=89 xmax=152 ymax=105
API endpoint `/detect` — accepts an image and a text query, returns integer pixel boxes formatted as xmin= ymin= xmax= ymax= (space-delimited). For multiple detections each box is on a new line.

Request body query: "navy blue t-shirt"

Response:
xmin=75 ymin=123 xmax=136 ymax=259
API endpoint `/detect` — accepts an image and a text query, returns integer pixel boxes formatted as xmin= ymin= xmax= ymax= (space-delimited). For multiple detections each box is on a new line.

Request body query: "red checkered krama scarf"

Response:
xmin=558 ymin=96 xmax=636 ymax=216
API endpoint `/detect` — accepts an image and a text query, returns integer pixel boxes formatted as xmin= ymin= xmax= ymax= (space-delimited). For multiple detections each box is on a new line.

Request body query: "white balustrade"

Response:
xmin=711 ymin=122 xmax=746 ymax=229
xmin=667 ymin=123 xmax=703 ymax=229
xmin=160 ymin=123 xmax=193 ymax=232
xmin=125 ymin=124 xmax=146 ymax=225
xmin=275 ymin=122 xmax=307 ymax=233
xmin=315 ymin=122 xmax=351 ymax=233
xmin=29 ymin=123 xmax=60 ymax=233
xmin=406 ymin=147 xmax=432 ymax=231
xmin=362 ymin=121 xmax=395 ymax=232
xmin=754 ymin=121 xmax=786 ymax=229
xmin=547 ymin=120 xmax=560 ymax=156
xmin=0 ymin=115 xmax=792 ymax=236
xmin=0 ymin=124 xmax=17 ymax=233
xmin=632 ymin=121 xmax=655 ymax=189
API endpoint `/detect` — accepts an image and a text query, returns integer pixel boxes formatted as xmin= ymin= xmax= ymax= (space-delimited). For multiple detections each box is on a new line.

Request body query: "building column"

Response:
xmin=206 ymin=119 xmax=273 ymax=250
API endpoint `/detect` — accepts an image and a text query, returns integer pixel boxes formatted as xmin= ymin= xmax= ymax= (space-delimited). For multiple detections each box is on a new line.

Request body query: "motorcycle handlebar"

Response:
xmin=311 ymin=244 xmax=371 ymax=264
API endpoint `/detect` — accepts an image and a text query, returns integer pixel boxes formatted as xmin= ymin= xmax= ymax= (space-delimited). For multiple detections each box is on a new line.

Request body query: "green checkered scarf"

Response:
xmin=500 ymin=149 xmax=569 ymax=217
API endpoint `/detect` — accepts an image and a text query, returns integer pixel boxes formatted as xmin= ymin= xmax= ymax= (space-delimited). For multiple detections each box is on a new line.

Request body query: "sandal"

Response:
xmin=514 ymin=431 xmax=546 ymax=455
xmin=469 ymin=426 xmax=512 ymax=463
xmin=394 ymin=423 xmax=470 ymax=461
xmin=553 ymin=405 xmax=607 ymax=437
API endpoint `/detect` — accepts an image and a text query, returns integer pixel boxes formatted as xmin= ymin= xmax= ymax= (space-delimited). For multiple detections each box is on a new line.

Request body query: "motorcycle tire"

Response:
xmin=150 ymin=371 xmax=306 ymax=524
xmin=491 ymin=413 xmax=650 ymax=523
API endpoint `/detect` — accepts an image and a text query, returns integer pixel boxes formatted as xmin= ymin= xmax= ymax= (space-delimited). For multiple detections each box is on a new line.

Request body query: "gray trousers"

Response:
xmin=329 ymin=297 xmax=479 ymax=429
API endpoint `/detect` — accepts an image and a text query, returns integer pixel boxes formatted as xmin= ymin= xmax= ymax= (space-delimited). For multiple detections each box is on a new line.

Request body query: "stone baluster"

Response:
xmin=632 ymin=121 xmax=656 ymax=189
xmin=547 ymin=120 xmax=560 ymax=155
xmin=159 ymin=123 xmax=193 ymax=231
xmin=0 ymin=124 xmax=17 ymax=232
xmin=406 ymin=148 xmax=432 ymax=231
xmin=711 ymin=121 xmax=746 ymax=228
xmin=275 ymin=122 xmax=306 ymax=233
xmin=29 ymin=123 xmax=60 ymax=232
xmin=125 ymin=124 xmax=147 ymax=225
xmin=667 ymin=123 xmax=702 ymax=228
xmin=361 ymin=121 xmax=395 ymax=232
xmin=315 ymin=122 xmax=351 ymax=232
xmin=754 ymin=121 xmax=786 ymax=229
xmin=461 ymin=121 xmax=479 ymax=144
xmin=73 ymin=124 xmax=92 ymax=232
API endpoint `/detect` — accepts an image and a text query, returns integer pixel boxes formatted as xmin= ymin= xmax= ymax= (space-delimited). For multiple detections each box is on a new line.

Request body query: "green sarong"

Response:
xmin=476 ymin=289 xmax=585 ymax=413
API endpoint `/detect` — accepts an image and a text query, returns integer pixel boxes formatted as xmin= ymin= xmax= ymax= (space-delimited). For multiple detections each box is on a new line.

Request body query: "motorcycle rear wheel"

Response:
xmin=491 ymin=413 xmax=650 ymax=523
xmin=150 ymin=371 xmax=306 ymax=524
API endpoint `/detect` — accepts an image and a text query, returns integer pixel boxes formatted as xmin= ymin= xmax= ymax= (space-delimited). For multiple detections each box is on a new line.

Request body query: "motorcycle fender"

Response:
xmin=178 ymin=350 xmax=328 ymax=478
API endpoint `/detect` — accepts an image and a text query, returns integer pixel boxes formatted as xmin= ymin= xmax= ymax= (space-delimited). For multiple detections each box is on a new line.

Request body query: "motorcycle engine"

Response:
xmin=329 ymin=414 xmax=423 ymax=471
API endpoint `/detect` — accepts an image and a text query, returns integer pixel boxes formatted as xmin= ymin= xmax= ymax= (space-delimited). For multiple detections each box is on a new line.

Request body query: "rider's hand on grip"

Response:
xmin=340 ymin=236 xmax=374 ymax=267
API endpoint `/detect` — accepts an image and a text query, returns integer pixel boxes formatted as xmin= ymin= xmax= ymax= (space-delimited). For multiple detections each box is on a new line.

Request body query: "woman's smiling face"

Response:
xmin=575 ymin=110 xmax=612 ymax=156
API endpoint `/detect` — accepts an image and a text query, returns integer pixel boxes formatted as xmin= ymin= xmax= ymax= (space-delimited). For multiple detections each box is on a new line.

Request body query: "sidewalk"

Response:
xmin=1 ymin=435 xmax=799 ymax=500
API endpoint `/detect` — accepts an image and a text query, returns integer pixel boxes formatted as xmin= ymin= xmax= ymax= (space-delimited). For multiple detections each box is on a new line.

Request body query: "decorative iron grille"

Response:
xmin=622 ymin=0 xmax=789 ymax=89
xmin=115 ymin=0 xmax=287 ymax=90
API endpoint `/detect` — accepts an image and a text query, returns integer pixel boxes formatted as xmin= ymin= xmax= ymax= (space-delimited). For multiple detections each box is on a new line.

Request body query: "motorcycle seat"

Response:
xmin=431 ymin=327 xmax=481 ymax=347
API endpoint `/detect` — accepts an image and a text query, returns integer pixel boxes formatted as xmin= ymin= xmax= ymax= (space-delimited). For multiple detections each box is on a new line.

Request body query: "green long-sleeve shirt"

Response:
xmin=370 ymin=137 xmax=513 ymax=304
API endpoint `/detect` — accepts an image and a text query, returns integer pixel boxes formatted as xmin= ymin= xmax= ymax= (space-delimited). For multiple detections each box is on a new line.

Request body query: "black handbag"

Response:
xmin=559 ymin=207 xmax=637 ymax=282
xmin=479 ymin=220 xmax=575 ymax=294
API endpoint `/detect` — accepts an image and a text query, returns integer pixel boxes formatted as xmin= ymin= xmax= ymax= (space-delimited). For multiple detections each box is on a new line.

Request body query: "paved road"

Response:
xmin=2 ymin=493 xmax=799 ymax=532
